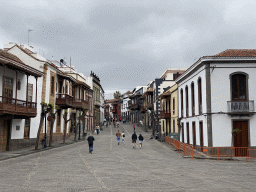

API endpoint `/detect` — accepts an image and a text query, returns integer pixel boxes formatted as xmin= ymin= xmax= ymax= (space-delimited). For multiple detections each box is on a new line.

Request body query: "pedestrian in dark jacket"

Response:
xmin=132 ymin=132 xmax=137 ymax=149
xmin=138 ymin=134 xmax=144 ymax=149
xmin=87 ymin=134 xmax=95 ymax=154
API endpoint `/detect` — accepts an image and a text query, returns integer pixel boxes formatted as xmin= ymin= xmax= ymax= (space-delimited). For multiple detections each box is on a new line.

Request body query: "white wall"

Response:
xmin=210 ymin=63 xmax=256 ymax=147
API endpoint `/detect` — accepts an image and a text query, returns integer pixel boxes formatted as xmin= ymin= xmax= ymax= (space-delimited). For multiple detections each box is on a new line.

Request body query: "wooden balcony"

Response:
xmin=159 ymin=110 xmax=171 ymax=119
xmin=56 ymin=94 xmax=73 ymax=109
xmin=146 ymin=103 xmax=153 ymax=110
xmin=73 ymin=98 xmax=90 ymax=110
xmin=227 ymin=101 xmax=255 ymax=116
xmin=140 ymin=106 xmax=146 ymax=113
xmin=0 ymin=96 xmax=37 ymax=118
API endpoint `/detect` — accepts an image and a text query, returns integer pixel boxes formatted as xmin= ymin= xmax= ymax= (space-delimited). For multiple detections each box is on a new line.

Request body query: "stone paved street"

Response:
xmin=0 ymin=123 xmax=256 ymax=192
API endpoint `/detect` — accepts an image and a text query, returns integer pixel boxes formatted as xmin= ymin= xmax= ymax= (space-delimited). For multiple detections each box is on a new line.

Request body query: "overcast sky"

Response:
xmin=1 ymin=0 xmax=256 ymax=99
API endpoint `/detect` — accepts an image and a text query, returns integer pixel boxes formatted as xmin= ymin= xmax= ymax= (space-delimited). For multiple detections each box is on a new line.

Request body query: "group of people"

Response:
xmin=116 ymin=130 xmax=144 ymax=149
xmin=86 ymin=122 xmax=145 ymax=154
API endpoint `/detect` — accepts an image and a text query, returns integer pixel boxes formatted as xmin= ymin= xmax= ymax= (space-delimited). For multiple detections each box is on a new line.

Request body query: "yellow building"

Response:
xmin=159 ymin=84 xmax=179 ymax=139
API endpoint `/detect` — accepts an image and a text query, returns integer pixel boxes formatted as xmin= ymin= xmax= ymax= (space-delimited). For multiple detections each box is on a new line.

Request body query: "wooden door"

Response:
xmin=199 ymin=122 xmax=203 ymax=151
xmin=233 ymin=121 xmax=248 ymax=156
xmin=192 ymin=122 xmax=196 ymax=147
xmin=186 ymin=123 xmax=190 ymax=144
xmin=24 ymin=119 xmax=30 ymax=140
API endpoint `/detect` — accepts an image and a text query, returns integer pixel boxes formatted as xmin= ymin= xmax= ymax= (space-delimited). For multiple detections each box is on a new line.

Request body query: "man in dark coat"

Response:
xmin=132 ymin=132 xmax=137 ymax=149
xmin=87 ymin=134 xmax=95 ymax=154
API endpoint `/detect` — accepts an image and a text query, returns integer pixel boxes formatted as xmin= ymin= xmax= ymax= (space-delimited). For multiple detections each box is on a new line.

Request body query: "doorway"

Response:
xmin=233 ymin=120 xmax=248 ymax=156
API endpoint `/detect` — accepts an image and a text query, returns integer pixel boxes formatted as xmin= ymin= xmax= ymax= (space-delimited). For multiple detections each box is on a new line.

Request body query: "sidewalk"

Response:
xmin=0 ymin=134 xmax=86 ymax=161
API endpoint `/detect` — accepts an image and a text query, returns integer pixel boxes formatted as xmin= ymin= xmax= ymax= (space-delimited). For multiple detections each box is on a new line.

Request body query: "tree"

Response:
xmin=35 ymin=102 xmax=53 ymax=150
xmin=113 ymin=91 xmax=121 ymax=99
xmin=48 ymin=104 xmax=60 ymax=147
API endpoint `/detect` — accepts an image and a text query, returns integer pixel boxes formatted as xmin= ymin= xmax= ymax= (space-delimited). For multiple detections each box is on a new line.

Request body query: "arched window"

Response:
xmin=231 ymin=74 xmax=247 ymax=101
xmin=198 ymin=78 xmax=202 ymax=115
xmin=180 ymin=89 xmax=183 ymax=117
xmin=191 ymin=82 xmax=195 ymax=116
xmin=185 ymin=86 xmax=189 ymax=117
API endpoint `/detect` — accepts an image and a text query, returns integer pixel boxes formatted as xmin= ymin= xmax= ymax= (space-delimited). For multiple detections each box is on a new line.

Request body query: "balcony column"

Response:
xmin=3 ymin=65 xmax=6 ymax=98
xmin=15 ymin=71 xmax=18 ymax=110
xmin=205 ymin=63 xmax=213 ymax=147
xmin=26 ymin=74 xmax=29 ymax=110
xmin=36 ymin=77 xmax=38 ymax=104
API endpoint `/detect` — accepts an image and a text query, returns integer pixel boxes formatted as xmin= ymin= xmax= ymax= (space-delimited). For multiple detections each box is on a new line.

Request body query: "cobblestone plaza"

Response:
xmin=0 ymin=123 xmax=255 ymax=192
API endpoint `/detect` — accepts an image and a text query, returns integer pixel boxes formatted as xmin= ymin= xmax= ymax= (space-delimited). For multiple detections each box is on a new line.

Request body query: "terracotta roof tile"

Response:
xmin=213 ymin=49 xmax=256 ymax=57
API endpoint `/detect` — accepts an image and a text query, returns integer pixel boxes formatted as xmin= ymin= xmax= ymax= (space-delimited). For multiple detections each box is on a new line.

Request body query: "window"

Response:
xmin=185 ymin=86 xmax=189 ymax=117
xmin=180 ymin=89 xmax=183 ymax=117
xmin=4 ymin=76 xmax=13 ymax=98
xmin=27 ymin=84 xmax=33 ymax=102
xmin=51 ymin=76 xmax=55 ymax=95
xmin=65 ymin=85 xmax=68 ymax=94
xmin=231 ymin=74 xmax=247 ymax=101
xmin=191 ymin=82 xmax=195 ymax=116
xmin=198 ymin=78 xmax=202 ymax=115
xmin=173 ymin=119 xmax=175 ymax=133
xmin=173 ymin=97 xmax=175 ymax=115
xmin=57 ymin=110 xmax=61 ymax=125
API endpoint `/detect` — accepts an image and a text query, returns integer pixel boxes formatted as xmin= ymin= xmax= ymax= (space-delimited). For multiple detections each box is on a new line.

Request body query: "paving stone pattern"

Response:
xmin=0 ymin=123 xmax=255 ymax=192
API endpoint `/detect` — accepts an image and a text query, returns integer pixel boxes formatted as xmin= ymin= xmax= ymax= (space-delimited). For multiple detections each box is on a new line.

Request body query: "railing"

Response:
xmin=140 ymin=106 xmax=146 ymax=113
xmin=227 ymin=101 xmax=254 ymax=113
xmin=159 ymin=110 xmax=171 ymax=119
xmin=165 ymin=136 xmax=254 ymax=161
xmin=0 ymin=96 xmax=37 ymax=116
xmin=147 ymin=103 xmax=153 ymax=109
xmin=73 ymin=98 xmax=90 ymax=109
xmin=181 ymin=109 xmax=183 ymax=118
xmin=56 ymin=94 xmax=73 ymax=107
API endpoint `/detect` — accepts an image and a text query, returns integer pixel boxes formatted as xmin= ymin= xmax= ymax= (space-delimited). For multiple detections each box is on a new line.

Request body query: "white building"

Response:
xmin=176 ymin=49 xmax=256 ymax=150
xmin=120 ymin=91 xmax=133 ymax=122
xmin=0 ymin=49 xmax=43 ymax=151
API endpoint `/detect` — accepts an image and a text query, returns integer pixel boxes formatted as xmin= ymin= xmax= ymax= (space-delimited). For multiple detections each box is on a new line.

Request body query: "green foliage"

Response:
xmin=48 ymin=103 xmax=54 ymax=109
xmin=41 ymin=101 xmax=47 ymax=106
xmin=113 ymin=91 xmax=121 ymax=99
xmin=55 ymin=105 xmax=61 ymax=110
xmin=232 ymin=128 xmax=242 ymax=134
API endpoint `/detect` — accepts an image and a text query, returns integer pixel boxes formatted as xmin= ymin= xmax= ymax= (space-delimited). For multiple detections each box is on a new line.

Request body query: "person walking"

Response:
xmin=96 ymin=124 xmax=100 ymax=134
xmin=138 ymin=134 xmax=144 ymax=149
xmin=132 ymin=132 xmax=137 ymax=149
xmin=133 ymin=123 xmax=135 ymax=132
xmin=116 ymin=130 xmax=121 ymax=145
xmin=87 ymin=134 xmax=95 ymax=154
xmin=121 ymin=131 xmax=125 ymax=145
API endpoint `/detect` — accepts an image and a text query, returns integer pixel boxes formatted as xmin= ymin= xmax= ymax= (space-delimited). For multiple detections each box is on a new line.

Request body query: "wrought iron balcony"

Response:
xmin=0 ymin=96 xmax=37 ymax=118
xmin=227 ymin=101 xmax=254 ymax=116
